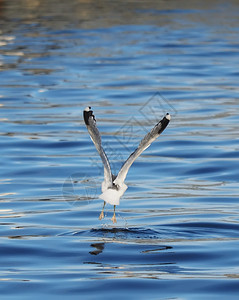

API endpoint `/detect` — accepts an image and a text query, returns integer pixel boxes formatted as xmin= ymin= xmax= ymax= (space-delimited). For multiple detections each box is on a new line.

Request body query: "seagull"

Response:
xmin=83 ymin=106 xmax=171 ymax=223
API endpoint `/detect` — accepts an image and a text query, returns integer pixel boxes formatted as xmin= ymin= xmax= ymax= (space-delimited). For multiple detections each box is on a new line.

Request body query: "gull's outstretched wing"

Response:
xmin=114 ymin=113 xmax=171 ymax=187
xmin=83 ymin=107 xmax=112 ymax=188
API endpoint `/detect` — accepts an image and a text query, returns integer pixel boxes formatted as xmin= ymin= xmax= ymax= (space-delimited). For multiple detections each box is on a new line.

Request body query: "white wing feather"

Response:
xmin=83 ymin=107 xmax=113 ymax=190
xmin=114 ymin=114 xmax=171 ymax=187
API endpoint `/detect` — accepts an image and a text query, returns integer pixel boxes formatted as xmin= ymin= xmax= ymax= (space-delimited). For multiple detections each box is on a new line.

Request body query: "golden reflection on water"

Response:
xmin=0 ymin=0 xmax=238 ymax=30
xmin=0 ymin=193 xmax=16 ymax=197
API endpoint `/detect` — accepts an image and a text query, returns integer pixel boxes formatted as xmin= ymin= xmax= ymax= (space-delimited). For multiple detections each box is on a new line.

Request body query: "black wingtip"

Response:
xmin=165 ymin=113 xmax=171 ymax=121
xmin=83 ymin=106 xmax=94 ymax=125
xmin=158 ymin=113 xmax=171 ymax=134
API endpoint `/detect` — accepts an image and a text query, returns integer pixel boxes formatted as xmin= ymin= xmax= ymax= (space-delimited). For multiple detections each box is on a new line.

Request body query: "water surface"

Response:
xmin=0 ymin=1 xmax=239 ymax=299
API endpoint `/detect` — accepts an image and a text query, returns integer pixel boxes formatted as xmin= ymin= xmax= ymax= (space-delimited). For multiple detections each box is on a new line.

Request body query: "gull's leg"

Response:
xmin=99 ymin=201 xmax=106 ymax=220
xmin=111 ymin=205 xmax=117 ymax=224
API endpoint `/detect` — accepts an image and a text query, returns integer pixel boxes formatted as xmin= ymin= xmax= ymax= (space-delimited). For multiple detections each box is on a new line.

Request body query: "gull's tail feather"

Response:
xmin=99 ymin=183 xmax=128 ymax=205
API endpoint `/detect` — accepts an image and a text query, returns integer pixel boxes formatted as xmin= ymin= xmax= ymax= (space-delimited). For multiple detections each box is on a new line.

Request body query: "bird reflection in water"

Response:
xmin=89 ymin=242 xmax=105 ymax=255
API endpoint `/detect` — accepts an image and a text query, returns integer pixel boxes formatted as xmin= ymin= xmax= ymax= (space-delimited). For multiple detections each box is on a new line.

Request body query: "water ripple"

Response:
xmin=1 ymin=1 xmax=239 ymax=299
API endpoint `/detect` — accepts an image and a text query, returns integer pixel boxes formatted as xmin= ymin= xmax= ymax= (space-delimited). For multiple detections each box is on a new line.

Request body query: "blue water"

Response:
xmin=1 ymin=1 xmax=239 ymax=299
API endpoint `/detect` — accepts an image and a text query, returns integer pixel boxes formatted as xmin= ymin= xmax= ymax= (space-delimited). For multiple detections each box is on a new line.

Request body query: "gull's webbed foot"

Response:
xmin=99 ymin=211 xmax=104 ymax=220
xmin=111 ymin=214 xmax=117 ymax=224
xmin=99 ymin=201 xmax=106 ymax=220
xmin=111 ymin=205 xmax=117 ymax=224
